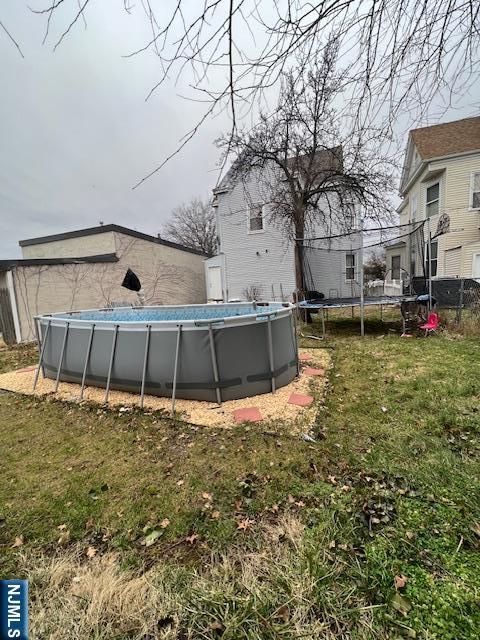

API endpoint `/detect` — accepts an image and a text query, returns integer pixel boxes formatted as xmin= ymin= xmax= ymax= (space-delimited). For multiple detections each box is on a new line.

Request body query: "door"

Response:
xmin=207 ymin=266 xmax=223 ymax=300
xmin=473 ymin=253 xmax=480 ymax=280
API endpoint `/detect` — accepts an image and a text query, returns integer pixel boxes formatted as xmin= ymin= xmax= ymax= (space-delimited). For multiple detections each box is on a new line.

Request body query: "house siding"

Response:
xmin=444 ymin=247 xmax=462 ymax=277
xmin=398 ymin=151 xmax=480 ymax=279
xmin=215 ymin=166 xmax=359 ymax=300
xmin=12 ymin=231 xmax=206 ymax=341
xmin=215 ymin=170 xmax=296 ymax=300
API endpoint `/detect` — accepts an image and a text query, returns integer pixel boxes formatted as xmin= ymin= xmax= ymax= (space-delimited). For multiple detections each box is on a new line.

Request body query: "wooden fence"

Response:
xmin=0 ymin=288 xmax=17 ymax=345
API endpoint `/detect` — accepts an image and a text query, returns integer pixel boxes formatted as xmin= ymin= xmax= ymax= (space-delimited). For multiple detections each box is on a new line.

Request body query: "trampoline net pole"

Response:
xmin=359 ymin=218 xmax=365 ymax=337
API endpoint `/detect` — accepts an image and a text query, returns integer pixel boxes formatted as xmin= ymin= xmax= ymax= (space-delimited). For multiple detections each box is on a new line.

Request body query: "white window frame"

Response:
xmin=344 ymin=201 xmax=357 ymax=231
xmin=410 ymin=194 xmax=417 ymax=222
xmin=345 ymin=252 xmax=356 ymax=282
xmin=391 ymin=255 xmax=401 ymax=281
xmin=472 ymin=252 xmax=480 ymax=279
xmin=247 ymin=203 xmax=266 ymax=234
xmin=425 ymin=239 xmax=438 ymax=278
xmin=469 ymin=171 xmax=480 ymax=210
xmin=425 ymin=180 xmax=440 ymax=218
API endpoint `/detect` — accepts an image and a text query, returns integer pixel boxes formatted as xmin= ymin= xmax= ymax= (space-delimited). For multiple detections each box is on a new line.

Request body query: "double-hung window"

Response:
xmin=426 ymin=183 xmax=440 ymax=217
xmin=345 ymin=253 xmax=356 ymax=281
xmin=470 ymin=172 xmax=480 ymax=209
xmin=425 ymin=240 xmax=438 ymax=277
xmin=410 ymin=194 xmax=417 ymax=222
xmin=391 ymin=255 xmax=401 ymax=280
xmin=248 ymin=204 xmax=264 ymax=232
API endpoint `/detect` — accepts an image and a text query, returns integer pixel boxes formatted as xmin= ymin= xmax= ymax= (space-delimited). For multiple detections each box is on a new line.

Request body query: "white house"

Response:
xmin=386 ymin=116 xmax=480 ymax=284
xmin=206 ymin=153 xmax=360 ymax=302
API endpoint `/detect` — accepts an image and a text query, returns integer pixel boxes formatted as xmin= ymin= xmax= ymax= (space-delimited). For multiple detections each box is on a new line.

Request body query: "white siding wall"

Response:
xmin=216 ymin=167 xmax=359 ymax=300
xmin=399 ymin=151 xmax=480 ymax=278
xmin=216 ymin=170 xmax=296 ymax=300
xmin=444 ymin=247 xmax=462 ymax=277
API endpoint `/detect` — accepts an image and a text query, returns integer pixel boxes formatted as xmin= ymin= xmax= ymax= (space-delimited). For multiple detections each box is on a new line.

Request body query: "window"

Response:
xmin=391 ymin=255 xmax=401 ymax=280
xmin=425 ymin=240 xmax=438 ymax=277
xmin=471 ymin=172 xmax=480 ymax=209
xmin=410 ymin=244 xmax=416 ymax=277
xmin=248 ymin=204 xmax=264 ymax=232
xmin=345 ymin=253 xmax=356 ymax=281
xmin=344 ymin=202 xmax=356 ymax=230
xmin=426 ymin=182 xmax=439 ymax=217
xmin=410 ymin=194 xmax=417 ymax=222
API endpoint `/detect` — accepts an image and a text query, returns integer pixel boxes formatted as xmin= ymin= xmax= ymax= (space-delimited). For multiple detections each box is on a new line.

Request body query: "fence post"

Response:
xmin=456 ymin=279 xmax=465 ymax=324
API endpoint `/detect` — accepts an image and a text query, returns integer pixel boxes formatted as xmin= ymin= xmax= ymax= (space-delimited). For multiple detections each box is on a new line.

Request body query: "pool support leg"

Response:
xmin=267 ymin=315 xmax=276 ymax=393
xmin=208 ymin=323 xmax=222 ymax=405
xmin=104 ymin=324 xmax=119 ymax=404
xmin=292 ymin=308 xmax=300 ymax=376
xmin=171 ymin=324 xmax=182 ymax=415
xmin=321 ymin=309 xmax=326 ymax=339
xmin=32 ymin=319 xmax=51 ymax=391
xmin=140 ymin=324 xmax=151 ymax=408
xmin=80 ymin=323 xmax=95 ymax=400
xmin=54 ymin=322 xmax=69 ymax=393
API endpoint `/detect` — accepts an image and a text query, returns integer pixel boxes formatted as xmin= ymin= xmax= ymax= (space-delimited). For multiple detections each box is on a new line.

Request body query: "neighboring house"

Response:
xmin=0 ymin=224 xmax=207 ymax=343
xmin=206 ymin=155 xmax=360 ymax=302
xmin=385 ymin=116 xmax=480 ymax=285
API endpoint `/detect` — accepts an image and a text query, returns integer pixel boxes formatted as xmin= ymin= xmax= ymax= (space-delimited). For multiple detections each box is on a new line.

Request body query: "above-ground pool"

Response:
xmin=34 ymin=302 xmax=298 ymax=404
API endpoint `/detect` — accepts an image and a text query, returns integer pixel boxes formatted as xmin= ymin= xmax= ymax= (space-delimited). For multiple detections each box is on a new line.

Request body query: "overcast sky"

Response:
xmin=1 ymin=1 xmax=478 ymax=258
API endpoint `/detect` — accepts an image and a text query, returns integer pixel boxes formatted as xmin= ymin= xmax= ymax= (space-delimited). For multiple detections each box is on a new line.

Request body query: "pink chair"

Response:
xmin=420 ymin=312 xmax=439 ymax=336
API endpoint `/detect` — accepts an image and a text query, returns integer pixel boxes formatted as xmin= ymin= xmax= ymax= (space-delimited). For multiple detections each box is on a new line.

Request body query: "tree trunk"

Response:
xmin=294 ymin=214 xmax=305 ymax=294
xmin=293 ymin=211 xmax=313 ymax=322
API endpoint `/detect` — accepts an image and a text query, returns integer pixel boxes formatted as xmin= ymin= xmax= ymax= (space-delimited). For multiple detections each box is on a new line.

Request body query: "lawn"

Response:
xmin=0 ymin=314 xmax=479 ymax=639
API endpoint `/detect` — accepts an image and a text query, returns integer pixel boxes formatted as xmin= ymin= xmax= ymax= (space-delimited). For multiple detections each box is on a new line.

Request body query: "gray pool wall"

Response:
xmin=37 ymin=303 xmax=298 ymax=402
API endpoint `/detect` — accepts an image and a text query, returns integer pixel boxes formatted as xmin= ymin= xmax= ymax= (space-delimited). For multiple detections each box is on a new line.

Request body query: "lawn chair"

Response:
xmin=419 ymin=312 xmax=439 ymax=336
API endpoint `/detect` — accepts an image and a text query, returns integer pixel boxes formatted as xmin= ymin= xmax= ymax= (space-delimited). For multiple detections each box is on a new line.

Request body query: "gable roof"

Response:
xmin=19 ymin=224 xmax=207 ymax=257
xmin=410 ymin=116 xmax=480 ymax=160
xmin=0 ymin=253 xmax=119 ymax=271
xmin=213 ymin=146 xmax=343 ymax=195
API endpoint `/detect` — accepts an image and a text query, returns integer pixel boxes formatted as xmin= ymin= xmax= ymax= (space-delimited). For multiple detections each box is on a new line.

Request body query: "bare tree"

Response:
xmin=218 ymin=41 xmax=395 ymax=291
xmin=27 ymin=1 xmax=480 ymax=183
xmin=162 ymin=197 xmax=217 ymax=257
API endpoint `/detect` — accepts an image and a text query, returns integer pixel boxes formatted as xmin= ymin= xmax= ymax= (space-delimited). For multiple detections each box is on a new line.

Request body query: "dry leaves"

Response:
xmin=394 ymin=574 xmax=408 ymax=590
xmin=86 ymin=546 xmax=97 ymax=558
xmin=160 ymin=518 xmax=170 ymax=529
xmin=237 ymin=518 xmax=254 ymax=531
xmin=185 ymin=533 xmax=199 ymax=544
xmin=57 ymin=530 xmax=70 ymax=546
xmin=11 ymin=535 xmax=24 ymax=548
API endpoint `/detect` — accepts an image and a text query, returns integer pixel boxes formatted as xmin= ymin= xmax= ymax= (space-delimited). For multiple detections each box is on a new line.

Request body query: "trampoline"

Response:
xmin=298 ymin=295 xmax=407 ymax=337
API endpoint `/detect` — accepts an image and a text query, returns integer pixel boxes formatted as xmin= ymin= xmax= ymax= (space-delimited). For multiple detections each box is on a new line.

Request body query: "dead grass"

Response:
xmin=23 ymin=515 xmax=372 ymax=640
